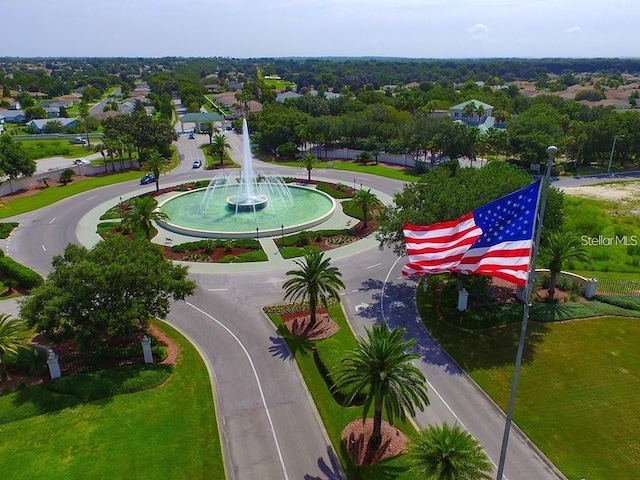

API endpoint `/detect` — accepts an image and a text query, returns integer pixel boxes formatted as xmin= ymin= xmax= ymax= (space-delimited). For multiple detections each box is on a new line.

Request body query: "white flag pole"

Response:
xmin=496 ymin=145 xmax=557 ymax=479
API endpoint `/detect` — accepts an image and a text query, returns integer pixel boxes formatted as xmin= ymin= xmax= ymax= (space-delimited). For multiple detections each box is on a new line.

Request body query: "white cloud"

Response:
xmin=468 ymin=23 xmax=490 ymax=41
xmin=567 ymin=26 xmax=582 ymax=34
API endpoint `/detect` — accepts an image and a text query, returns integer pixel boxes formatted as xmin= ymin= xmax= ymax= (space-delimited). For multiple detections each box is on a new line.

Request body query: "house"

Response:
xmin=448 ymin=99 xmax=494 ymax=126
xmin=44 ymin=107 xmax=60 ymax=118
xmin=275 ymin=91 xmax=301 ymax=103
xmin=26 ymin=117 xmax=78 ymax=133
xmin=0 ymin=109 xmax=26 ymax=124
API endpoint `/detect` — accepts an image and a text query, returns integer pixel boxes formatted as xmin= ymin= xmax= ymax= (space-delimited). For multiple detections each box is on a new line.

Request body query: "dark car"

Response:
xmin=140 ymin=173 xmax=156 ymax=185
xmin=188 ymin=132 xmax=195 ymax=139
xmin=192 ymin=159 xmax=202 ymax=169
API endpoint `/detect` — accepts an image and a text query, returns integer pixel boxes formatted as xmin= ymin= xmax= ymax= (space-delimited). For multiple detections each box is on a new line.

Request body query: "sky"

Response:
xmin=2 ymin=0 xmax=638 ymax=59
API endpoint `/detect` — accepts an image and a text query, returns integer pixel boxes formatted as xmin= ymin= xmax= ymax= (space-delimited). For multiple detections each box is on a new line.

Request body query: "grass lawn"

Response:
xmin=418 ymin=284 xmax=640 ymax=480
xmin=267 ymin=304 xmax=417 ymax=480
xmin=562 ymin=191 xmax=640 ymax=274
xmin=269 ymin=159 xmax=420 ymax=183
xmin=13 ymin=138 xmax=92 ymax=160
xmin=0 ymin=320 xmax=224 ymax=480
xmin=0 ymin=171 xmax=142 ymax=219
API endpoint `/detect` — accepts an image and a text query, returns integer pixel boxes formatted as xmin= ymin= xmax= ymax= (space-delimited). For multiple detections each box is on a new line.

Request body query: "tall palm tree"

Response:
xmin=94 ymin=142 xmax=108 ymax=173
xmin=542 ymin=231 xmax=592 ymax=299
xmin=210 ymin=133 xmax=231 ymax=166
xmin=407 ymin=423 xmax=492 ymax=480
xmin=351 ymin=188 xmax=378 ymax=228
xmin=333 ymin=321 xmax=429 ymax=445
xmin=202 ymin=121 xmax=216 ymax=144
xmin=123 ymin=196 xmax=169 ymax=240
xmin=0 ymin=314 xmax=27 ymax=382
xmin=141 ymin=151 xmax=170 ymax=192
xmin=78 ymin=99 xmax=91 ymax=147
xmin=301 ymin=151 xmax=319 ymax=182
xmin=283 ymin=252 xmax=345 ymax=326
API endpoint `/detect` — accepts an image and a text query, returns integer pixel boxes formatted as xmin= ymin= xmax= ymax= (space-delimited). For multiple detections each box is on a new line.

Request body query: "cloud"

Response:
xmin=567 ymin=26 xmax=582 ymax=34
xmin=468 ymin=23 xmax=489 ymax=41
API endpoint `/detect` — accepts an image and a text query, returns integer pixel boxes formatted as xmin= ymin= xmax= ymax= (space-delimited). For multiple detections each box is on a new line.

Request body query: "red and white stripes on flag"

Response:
xmin=402 ymin=180 xmax=542 ymax=287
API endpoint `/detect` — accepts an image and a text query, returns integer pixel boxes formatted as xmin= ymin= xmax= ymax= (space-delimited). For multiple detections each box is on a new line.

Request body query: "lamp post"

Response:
xmin=607 ymin=134 xmax=624 ymax=175
xmin=281 ymin=224 xmax=284 ymax=240
xmin=256 ymin=227 xmax=259 ymax=240
xmin=119 ymin=196 xmax=124 ymax=221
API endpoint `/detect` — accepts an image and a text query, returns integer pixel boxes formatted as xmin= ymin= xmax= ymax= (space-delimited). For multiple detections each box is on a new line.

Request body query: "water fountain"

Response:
xmin=156 ymin=119 xmax=336 ymax=238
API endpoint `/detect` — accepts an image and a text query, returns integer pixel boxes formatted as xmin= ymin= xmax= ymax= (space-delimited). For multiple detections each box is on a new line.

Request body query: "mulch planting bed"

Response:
xmin=1 ymin=325 xmax=177 ymax=395
xmin=281 ymin=309 xmax=339 ymax=340
xmin=342 ymin=418 xmax=409 ymax=466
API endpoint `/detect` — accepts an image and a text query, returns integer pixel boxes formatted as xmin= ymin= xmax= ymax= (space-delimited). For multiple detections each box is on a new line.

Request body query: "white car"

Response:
xmin=73 ymin=158 xmax=91 ymax=165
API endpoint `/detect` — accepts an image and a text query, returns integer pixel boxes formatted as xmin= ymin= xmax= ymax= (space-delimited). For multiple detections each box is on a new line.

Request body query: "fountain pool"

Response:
xmin=156 ymin=184 xmax=335 ymax=238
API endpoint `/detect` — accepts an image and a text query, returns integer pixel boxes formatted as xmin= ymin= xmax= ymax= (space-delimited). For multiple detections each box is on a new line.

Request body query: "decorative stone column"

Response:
xmin=457 ymin=288 xmax=469 ymax=312
xmin=47 ymin=351 xmax=61 ymax=379
xmin=141 ymin=335 xmax=153 ymax=364
xmin=584 ymin=278 xmax=598 ymax=298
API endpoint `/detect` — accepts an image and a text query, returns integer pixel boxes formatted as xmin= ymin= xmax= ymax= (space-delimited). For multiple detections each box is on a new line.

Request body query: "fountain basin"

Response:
xmin=157 ymin=185 xmax=336 ymax=239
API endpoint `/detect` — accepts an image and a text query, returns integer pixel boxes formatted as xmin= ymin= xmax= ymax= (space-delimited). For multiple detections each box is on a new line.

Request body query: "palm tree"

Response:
xmin=202 ymin=121 xmax=216 ymax=144
xmin=0 ymin=314 xmax=27 ymax=382
xmin=301 ymin=151 xmax=319 ymax=182
xmin=122 ymin=196 xmax=169 ymax=240
xmin=351 ymin=188 xmax=378 ymax=228
xmin=94 ymin=142 xmax=108 ymax=173
xmin=407 ymin=423 xmax=492 ymax=480
xmin=141 ymin=151 xmax=170 ymax=192
xmin=210 ymin=133 xmax=231 ymax=166
xmin=333 ymin=321 xmax=429 ymax=445
xmin=78 ymin=100 xmax=91 ymax=147
xmin=542 ymin=231 xmax=591 ymax=299
xmin=283 ymin=252 xmax=345 ymax=326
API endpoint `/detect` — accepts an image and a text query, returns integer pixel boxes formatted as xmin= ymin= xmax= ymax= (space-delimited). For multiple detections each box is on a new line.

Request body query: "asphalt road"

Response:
xmin=7 ymin=133 xmax=632 ymax=479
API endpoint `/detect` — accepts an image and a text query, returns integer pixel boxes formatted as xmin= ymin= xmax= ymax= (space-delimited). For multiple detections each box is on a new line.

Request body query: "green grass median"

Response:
xmin=0 ymin=320 xmax=223 ymax=480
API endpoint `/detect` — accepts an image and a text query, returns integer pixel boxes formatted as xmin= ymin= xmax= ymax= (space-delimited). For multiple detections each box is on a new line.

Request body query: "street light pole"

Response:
xmin=607 ymin=134 xmax=624 ymax=175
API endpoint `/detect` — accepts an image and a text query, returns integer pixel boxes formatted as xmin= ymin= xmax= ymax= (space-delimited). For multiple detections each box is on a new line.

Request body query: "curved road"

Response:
xmin=6 ymin=132 xmax=633 ymax=479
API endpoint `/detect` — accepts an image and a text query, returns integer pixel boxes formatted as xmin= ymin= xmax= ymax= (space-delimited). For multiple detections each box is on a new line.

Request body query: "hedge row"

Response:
xmin=0 ymin=256 xmax=44 ymax=290
xmin=0 ymin=222 xmax=18 ymax=239
xmin=315 ymin=183 xmax=354 ymax=199
xmin=171 ymin=238 xmax=260 ymax=253
xmin=276 ymin=229 xmax=352 ymax=248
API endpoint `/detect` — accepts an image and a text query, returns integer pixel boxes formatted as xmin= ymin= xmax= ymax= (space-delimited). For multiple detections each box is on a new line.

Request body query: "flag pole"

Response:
xmin=496 ymin=145 xmax=557 ymax=480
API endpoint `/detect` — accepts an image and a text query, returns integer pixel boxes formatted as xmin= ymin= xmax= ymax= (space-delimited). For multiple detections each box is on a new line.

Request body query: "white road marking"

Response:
xmin=207 ymin=288 xmax=229 ymax=291
xmin=366 ymin=263 xmax=381 ymax=269
xmin=351 ymin=289 xmax=360 ymax=293
xmin=42 ymin=245 xmax=46 ymax=251
xmin=87 ymin=195 xmax=97 ymax=200
xmin=184 ymin=301 xmax=290 ymax=480
xmin=381 ymin=257 xmax=507 ymax=478
xmin=355 ymin=303 xmax=368 ymax=313
xmin=49 ymin=217 xmax=56 ymax=224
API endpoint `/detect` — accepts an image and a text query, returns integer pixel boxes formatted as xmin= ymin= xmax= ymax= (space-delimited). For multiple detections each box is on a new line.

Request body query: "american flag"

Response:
xmin=402 ymin=180 xmax=542 ymax=286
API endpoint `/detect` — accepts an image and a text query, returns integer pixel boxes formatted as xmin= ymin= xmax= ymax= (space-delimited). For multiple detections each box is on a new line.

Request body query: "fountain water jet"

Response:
xmin=156 ymin=118 xmax=335 ymax=238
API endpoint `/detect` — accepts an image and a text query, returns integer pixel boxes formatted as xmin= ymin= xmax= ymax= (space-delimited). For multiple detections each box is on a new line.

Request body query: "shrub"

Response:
xmin=0 ymin=222 xmax=18 ymax=239
xmin=316 ymin=183 xmax=354 ymax=199
xmin=297 ymin=231 xmax=309 ymax=246
xmin=59 ymin=168 xmax=75 ymax=185
xmin=0 ymin=257 xmax=44 ymax=290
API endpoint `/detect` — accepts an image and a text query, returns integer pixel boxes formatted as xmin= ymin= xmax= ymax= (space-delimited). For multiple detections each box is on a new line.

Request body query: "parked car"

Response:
xmin=72 ymin=158 xmax=91 ymax=165
xmin=192 ymin=159 xmax=202 ymax=169
xmin=69 ymin=136 xmax=87 ymax=145
xmin=140 ymin=173 xmax=156 ymax=185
